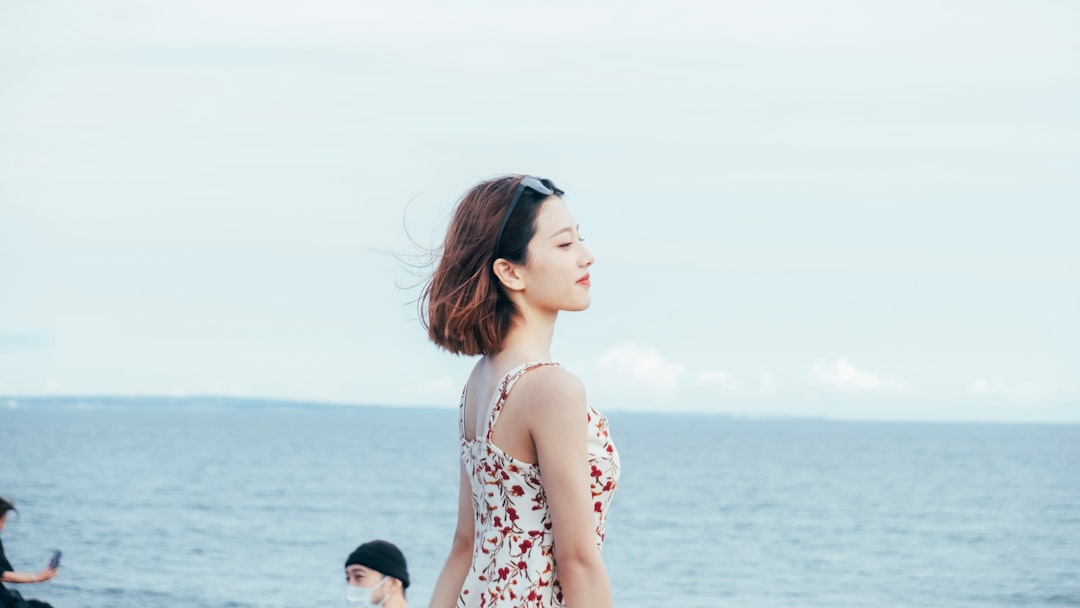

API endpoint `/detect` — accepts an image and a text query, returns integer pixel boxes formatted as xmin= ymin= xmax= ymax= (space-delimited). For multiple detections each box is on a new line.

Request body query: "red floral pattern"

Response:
xmin=457 ymin=362 xmax=620 ymax=607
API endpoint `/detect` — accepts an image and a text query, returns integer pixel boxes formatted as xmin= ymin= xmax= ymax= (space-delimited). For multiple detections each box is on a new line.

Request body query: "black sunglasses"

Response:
xmin=492 ymin=176 xmax=554 ymax=257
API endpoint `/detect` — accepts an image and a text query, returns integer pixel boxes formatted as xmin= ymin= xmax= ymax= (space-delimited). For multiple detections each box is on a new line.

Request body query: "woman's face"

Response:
xmin=517 ymin=196 xmax=595 ymax=313
xmin=0 ymin=511 xmax=7 ymax=532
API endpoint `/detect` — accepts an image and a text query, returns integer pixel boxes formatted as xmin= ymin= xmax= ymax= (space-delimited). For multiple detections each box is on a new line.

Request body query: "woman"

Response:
xmin=424 ymin=176 xmax=619 ymax=608
xmin=0 ymin=498 xmax=57 ymax=608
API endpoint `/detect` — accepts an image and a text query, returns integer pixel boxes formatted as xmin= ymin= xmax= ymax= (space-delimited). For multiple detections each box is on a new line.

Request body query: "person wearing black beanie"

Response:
xmin=344 ymin=540 xmax=409 ymax=608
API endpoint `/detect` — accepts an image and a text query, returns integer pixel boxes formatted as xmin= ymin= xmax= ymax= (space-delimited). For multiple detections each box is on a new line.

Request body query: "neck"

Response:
xmin=384 ymin=595 xmax=407 ymax=608
xmin=500 ymin=304 xmax=558 ymax=362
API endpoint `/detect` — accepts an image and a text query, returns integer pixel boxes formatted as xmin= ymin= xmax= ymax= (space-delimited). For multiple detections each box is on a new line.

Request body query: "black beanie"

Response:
xmin=345 ymin=540 xmax=410 ymax=589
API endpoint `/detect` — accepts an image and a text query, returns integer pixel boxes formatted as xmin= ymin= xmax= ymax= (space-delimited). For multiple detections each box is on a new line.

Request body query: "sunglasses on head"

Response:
xmin=492 ymin=176 xmax=554 ymax=257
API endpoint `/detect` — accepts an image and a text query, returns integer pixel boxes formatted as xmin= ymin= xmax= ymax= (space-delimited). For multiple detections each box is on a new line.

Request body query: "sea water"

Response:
xmin=1 ymin=399 xmax=1078 ymax=607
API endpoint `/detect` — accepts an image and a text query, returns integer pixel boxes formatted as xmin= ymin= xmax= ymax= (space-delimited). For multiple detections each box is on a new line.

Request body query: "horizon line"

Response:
xmin=3 ymin=393 xmax=1078 ymax=425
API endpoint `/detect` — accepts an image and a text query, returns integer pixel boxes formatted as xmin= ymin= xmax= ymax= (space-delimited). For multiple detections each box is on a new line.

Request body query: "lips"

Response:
xmin=577 ymin=273 xmax=591 ymax=286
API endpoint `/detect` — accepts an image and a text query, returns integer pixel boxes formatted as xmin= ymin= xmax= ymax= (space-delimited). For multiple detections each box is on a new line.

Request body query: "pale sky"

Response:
xmin=2 ymin=0 xmax=1077 ymax=421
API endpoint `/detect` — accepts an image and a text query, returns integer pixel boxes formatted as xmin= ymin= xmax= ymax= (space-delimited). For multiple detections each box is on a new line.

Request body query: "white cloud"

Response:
xmin=968 ymin=378 xmax=1000 ymax=396
xmin=696 ymin=369 xmax=741 ymax=393
xmin=807 ymin=358 xmax=906 ymax=393
xmin=598 ymin=343 xmax=684 ymax=393
xmin=968 ymin=378 xmax=1056 ymax=405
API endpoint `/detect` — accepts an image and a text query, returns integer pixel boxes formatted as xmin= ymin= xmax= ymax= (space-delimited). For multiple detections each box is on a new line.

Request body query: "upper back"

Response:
xmin=460 ymin=358 xmax=577 ymax=464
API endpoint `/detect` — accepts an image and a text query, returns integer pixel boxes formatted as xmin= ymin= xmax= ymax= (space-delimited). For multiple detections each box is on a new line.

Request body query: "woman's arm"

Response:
xmin=427 ymin=460 xmax=475 ymax=608
xmin=1 ymin=566 xmax=58 ymax=584
xmin=529 ymin=368 xmax=612 ymax=608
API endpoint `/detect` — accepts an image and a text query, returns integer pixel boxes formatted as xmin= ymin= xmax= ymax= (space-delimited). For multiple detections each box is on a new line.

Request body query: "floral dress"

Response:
xmin=457 ymin=361 xmax=620 ymax=608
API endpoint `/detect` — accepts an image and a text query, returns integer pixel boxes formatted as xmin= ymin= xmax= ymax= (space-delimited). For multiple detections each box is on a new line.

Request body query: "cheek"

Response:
xmin=539 ymin=269 xmax=571 ymax=296
xmin=530 ymin=252 xmax=571 ymax=280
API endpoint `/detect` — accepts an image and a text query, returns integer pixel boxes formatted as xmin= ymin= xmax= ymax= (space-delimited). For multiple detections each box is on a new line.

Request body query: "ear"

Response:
xmin=492 ymin=258 xmax=525 ymax=292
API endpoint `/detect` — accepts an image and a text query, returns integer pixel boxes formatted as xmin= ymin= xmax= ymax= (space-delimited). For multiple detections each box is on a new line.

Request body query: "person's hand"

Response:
xmin=34 ymin=566 xmax=58 ymax=582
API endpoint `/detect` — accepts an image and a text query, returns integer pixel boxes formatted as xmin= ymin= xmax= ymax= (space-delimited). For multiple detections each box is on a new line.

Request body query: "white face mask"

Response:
xmin=346 ymin=575 xmax=389 ymax=607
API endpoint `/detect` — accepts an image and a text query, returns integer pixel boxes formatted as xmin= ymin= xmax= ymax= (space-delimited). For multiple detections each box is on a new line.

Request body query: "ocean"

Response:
xmin=1 ymin=399 xmax=1078 ymax=607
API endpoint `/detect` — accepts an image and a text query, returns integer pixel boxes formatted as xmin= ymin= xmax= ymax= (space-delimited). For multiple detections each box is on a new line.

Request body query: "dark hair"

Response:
xmin=0 ymin=496 xmax=16 ymax=518
xmin=420 ymin=175 xmax=564 ymax=356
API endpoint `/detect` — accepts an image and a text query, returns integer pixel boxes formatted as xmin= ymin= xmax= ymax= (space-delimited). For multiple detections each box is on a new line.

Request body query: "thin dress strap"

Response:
xmin=484 ymin=361 xmax=560 ymax=441
xmin=458 ymin=384 xmax=468 ymax=441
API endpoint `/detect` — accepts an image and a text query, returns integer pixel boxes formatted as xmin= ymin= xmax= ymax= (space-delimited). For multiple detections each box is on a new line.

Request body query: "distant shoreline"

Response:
xmin=2 ymin=395 xmax=1078 ymax=425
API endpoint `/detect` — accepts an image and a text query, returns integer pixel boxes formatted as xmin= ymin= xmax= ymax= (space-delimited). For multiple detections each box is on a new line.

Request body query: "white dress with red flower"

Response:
xmin=457 ymin=361 xmax=620 ymax=608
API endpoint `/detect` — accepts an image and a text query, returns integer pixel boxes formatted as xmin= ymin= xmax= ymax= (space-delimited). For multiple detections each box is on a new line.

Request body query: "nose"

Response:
xmin=580 ymin=243 xmax=595 ymax=268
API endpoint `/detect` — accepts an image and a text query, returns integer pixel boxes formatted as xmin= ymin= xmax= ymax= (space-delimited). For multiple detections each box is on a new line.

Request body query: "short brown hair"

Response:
xmin=420 ymin=175 xmax=564 ymax=355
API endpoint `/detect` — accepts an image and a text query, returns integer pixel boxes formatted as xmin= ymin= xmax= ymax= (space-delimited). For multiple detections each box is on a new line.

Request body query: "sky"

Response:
xmin=1 ymin=0 xmax=1077 ymax=421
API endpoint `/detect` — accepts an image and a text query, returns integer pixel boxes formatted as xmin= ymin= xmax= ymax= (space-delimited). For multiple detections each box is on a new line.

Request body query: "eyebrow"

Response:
xmin=549 ymin=225 xmax=579 ymax=238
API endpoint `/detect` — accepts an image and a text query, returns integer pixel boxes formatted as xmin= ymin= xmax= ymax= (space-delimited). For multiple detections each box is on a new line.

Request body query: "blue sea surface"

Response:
xmin=1 ymin=398 xmax=1078 ymax=607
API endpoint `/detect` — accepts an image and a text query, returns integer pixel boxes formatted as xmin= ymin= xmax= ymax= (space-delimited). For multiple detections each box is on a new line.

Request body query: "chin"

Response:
xmin=564 ymin=297 xmax=592 ymax=312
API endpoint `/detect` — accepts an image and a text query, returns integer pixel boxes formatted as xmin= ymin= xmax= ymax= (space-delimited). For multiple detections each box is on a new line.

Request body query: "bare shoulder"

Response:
xmin=514 ymin=364 xmax=587 ymax=416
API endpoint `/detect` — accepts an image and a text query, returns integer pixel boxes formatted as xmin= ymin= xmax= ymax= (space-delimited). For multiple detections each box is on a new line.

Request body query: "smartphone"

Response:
xmin=48 ymin=550 xmax=61 ymax=569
